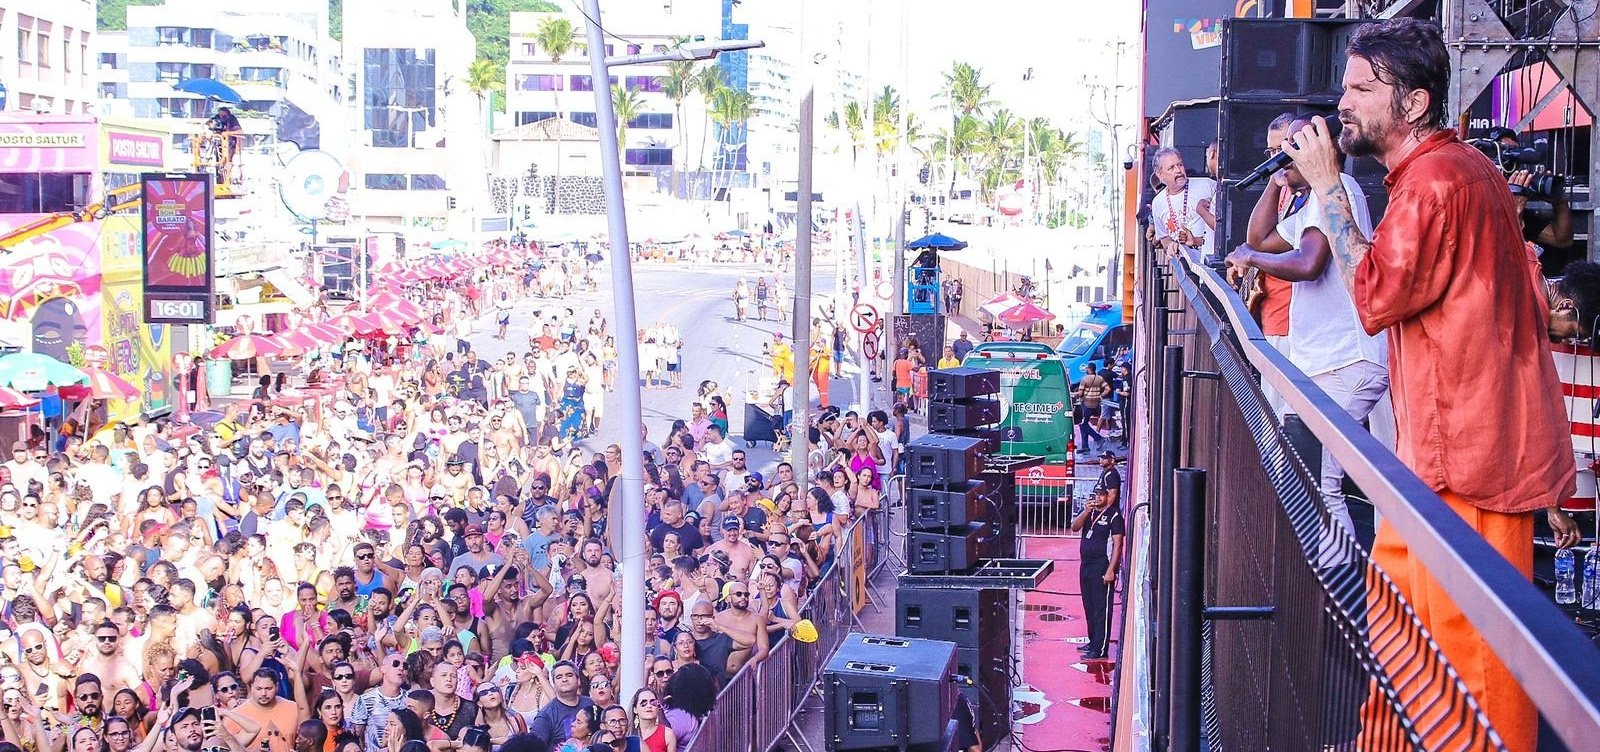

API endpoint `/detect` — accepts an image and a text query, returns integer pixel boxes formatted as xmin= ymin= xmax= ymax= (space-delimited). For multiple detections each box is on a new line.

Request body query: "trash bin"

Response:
xmin=744 ymin=403 xmax=779 ymax=447
xmin=206 ymin=359 xmax=233 ymax=397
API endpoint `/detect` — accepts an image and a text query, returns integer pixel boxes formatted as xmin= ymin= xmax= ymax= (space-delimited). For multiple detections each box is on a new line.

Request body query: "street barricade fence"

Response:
xmin=683 ymin=513 xmax=872 ymax=752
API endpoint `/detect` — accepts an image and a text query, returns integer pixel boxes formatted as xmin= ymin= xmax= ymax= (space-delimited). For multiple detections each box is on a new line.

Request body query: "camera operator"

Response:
xmin=1488 ymin=127 xmax=1575 ymax=274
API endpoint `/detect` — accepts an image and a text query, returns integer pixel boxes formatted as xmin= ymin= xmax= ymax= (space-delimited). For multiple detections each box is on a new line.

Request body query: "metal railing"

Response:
xmin=681 ymin=511 xmax=878 ymax=752
xmin=1128 ymin=248 xmax=1600 ymax=750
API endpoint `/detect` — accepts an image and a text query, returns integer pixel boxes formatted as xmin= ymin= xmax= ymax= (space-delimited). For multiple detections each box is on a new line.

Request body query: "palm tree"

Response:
xmin=977 ymin=108 xmax=1024 ymax=197
xmin=1036 ymin=126 xmax=1083 ymax=223
xmin=466 ymin=57 xmax=503 ymax=134
xmin=695 ymin=66 xmax=725 ymax=173
xmin=534 ymin=16 xmax=575 ymax=212
xmin=612 ymin=83 xmax=646 ymax=166
xmin=872 ymin=85 xmax=902 ymax=155
xmin=842 ymin=100 xmax=866 ymax=164
xmin=709 ymin=86 xmax=751 ymax=200
xmin=661 ymin=36 xmax=697 ymax=197
xmin=940 ymin=62 xmax=997 ymax=197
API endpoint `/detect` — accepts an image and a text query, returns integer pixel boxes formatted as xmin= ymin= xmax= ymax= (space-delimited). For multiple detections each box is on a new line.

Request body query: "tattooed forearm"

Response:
xmin=1318 ymin=182 xmax=1372 ymax=297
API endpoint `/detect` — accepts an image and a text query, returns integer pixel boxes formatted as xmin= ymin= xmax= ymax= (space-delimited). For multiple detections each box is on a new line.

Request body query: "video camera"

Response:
xmin=1468 ymin=131 xmax=1564 ymax=199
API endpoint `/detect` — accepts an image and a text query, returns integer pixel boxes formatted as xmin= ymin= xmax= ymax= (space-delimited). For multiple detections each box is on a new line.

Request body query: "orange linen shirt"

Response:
xmin=1259 ymin=275 xmax=1293 ymax=337
xmin=1354 ymin=130 xmax=1575 ymax=513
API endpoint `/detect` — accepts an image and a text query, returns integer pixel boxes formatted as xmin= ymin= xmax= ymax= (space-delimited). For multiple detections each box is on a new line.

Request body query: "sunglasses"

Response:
xmin=356 ymin=552 xmax=375 ymax=560
xmin=332 ymin=673 xmax=355 ymax=681
xmin=636 ymin=698 xmax=660 ymax=707
xmin=653 ymin=669 xmax=673 ymax=678
xmin=21 ymin=644 xmax=44 ymax=653
xmin=78 ymin=692 xmax=101 ymax=702
xmin=216 ymin=684 xmax=239 ymax=693
xmin=96 ymin=635 xmax=118 ymax=643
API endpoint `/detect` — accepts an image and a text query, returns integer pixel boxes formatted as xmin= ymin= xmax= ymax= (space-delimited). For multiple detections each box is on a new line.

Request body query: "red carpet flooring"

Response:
xmin=1014 ymin=535 xmax=1118 ymax=751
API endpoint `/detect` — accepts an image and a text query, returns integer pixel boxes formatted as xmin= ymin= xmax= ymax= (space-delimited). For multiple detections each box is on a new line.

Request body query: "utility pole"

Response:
xmin=581 ymin=0 xmax=646 ymax=703
xmin=789 ymin=0 xmax=816 ymax=491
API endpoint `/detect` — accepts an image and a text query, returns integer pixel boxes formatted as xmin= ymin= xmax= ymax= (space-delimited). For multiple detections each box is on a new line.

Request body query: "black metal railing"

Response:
xmin=1130 ymin=247 xmax=1600 ymax=751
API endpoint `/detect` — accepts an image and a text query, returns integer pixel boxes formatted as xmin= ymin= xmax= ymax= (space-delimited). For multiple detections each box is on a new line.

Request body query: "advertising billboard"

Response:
xmin=140 ymin=173 xmax=215 ymax=324
xmin=102 ymin=215 xmax=174 ymax=420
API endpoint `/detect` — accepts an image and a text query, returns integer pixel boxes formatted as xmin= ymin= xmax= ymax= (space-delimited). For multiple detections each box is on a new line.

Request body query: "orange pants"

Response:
xmin=813 ymin=370 xmax=830 ymax=408
xmin=1361 ymin=490 xmax=1534 ymax=751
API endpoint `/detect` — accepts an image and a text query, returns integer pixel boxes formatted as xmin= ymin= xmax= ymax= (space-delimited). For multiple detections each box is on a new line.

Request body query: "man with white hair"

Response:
xmin=1148 ymin=146 xmax=1218 ymax=260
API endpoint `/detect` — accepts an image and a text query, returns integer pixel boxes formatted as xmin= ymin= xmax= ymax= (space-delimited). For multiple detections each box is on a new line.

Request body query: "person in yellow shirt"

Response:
xmin=936 ymin=345 xmax=961 ymax=369
xmin=770 ymin=335 xmax=793 ymax=382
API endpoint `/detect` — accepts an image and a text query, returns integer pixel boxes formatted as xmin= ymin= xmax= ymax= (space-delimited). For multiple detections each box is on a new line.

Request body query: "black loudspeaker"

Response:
xmin=907 ymin=434 xmax=987 ymax=486
xmin=824 ymin=633 xmax=959 ymax=751
xmin=908 ymin=481 xmax=989 ymax=530
xmin=947 ymin=428 xmax=1000 ymax=454
xmin=908 ymin=524 xmax=986 ymax=574
xmin=896 ymin=587 xmax=1008 ymax=648
xmin=928 ymin=399 xmax=1001 ymax=432
xmin=927 ymin=367 xmax=999 ymax=401
xmin=1221 ymin=18 xmax=1370 ymax=101
xmin=1157 ymin=102 xmax=1220 ymax=181
xmin=955 ymin=646 xmax=1012 ymax=748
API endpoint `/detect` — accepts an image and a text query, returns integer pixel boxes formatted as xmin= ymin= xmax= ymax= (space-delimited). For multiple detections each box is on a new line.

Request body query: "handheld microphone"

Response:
xmin=1234 ymin=119 xmax=1342 ymax=189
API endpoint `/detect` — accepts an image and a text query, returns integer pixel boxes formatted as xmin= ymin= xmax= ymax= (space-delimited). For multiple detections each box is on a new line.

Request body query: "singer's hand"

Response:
xmin=1287 ymin=116 xmax=1343 ymax=194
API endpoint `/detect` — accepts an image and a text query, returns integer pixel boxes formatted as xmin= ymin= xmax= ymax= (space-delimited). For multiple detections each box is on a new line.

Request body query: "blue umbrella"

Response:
xmin=907 ymin=232 xmax=968 ymax=251
xmin=431 ymin=239 xmax=467 ymax=250
xmin=173 ymin=78 xmax=242 ymax=104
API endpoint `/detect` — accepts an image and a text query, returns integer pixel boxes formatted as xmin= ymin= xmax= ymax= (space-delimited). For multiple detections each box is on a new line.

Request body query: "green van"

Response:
xmin=962 ymin=342 xmax=1075 ymax=463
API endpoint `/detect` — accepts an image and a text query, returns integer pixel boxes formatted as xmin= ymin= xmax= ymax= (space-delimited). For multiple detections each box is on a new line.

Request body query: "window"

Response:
xmin=157 ymin=62 xmax=185 ymax=82
xmin=516 ymin=74 xmax=562 ymax=91
xmin=239 ymin=67 xmax=283 ymax=83
xmin=521 ymin=42 xmax=537 ymax=56
xmin=516 ymin=111 xmax=557 ymax=126
xmin=363 ymin=48 xmax=437 ymax=148
xmin=192 ymin=29 xmax=214 ymax=48
xmin=569 ymin=75 xmax=616 ymax=92
xmin=626 ymin=44 xmax=642 ymax=55
xmin=0 ymin=173 xmax=94 ymax=213
xmin=363 ymin=173 xmax=408 ymax=190
xmin=17 ymin=29 xmax=30 ymax=64
xmin=624 ymin=148 xmax=673 ymax=167
xmin=100 ymin=53 xmax=117 ymax=68
xmin=63 ymin=38 xmax=72 ymax=73
xmin=624 ymin=76 xmax=662 ymax=93
xmin=38 ymin=34 xmax=50 ymax=68
xmin=410 ymin=174 xmax=447 ymax=190
xmin=628 ymin=113 xmax=673 ymax=129
xmin=157 ymin=27 xmax=187 ymax=45
xmin=569 ymin=112 xmax=597 ymax=128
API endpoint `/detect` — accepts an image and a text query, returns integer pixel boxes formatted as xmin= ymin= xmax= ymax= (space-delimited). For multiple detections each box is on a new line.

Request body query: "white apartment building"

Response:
xmin=342 ymin=0 xmax=482 ymax=233
xmin=502 ymin=1 xmax=723 ymax=188
xmin=94 ymin=0 xmax=346 ymax=153
xmin=0 ymin=0 xmax=96 ymax=114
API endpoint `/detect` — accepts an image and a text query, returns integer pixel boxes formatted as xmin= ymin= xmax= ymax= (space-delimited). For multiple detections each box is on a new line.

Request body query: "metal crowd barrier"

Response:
xmin=682 ymin=513 xmax=874 ymax=752
xmin=1128 ymin=248 xmax=1600 ymax=751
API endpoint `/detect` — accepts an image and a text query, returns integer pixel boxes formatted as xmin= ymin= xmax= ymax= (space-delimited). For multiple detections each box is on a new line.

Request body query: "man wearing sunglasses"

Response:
xmin=350 ymin=651 xmax=410 ymax=752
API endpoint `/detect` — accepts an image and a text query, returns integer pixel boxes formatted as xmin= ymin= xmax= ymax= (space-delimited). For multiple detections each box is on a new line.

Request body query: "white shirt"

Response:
xmin=1151 ymin=178 xmax=1218 ymax=259
xmin=1273 ymin=174 xmax=1387 ymax=377
xmin=703 ymin=437 xmax=734 ymax=468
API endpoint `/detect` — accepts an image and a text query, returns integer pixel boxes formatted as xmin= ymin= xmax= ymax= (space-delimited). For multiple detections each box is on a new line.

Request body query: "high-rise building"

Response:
xmin=500 ymin=2 xmax=723 ymax=203
xmin=342 ymin=0 xmax=481 ymax=231
xmin=0 ymin=0 xmax=97 ymax=115
xmin=98 ymin=0 xmax=344 ymax=140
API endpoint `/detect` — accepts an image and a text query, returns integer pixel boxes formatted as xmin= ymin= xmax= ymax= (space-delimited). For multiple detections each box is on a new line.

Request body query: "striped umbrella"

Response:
xmin=324 ymin=312 xmax=371 ymax=334
xmin=208 ymin=334 xmax=282 ymax=360
xmin=80 ymin=367 xmax=141 ymax=399
xmin=300 ymin=322 xmax=348 ymax=345
xmin=0 ymin=387 xmax=39 ymax=410
xmin=0 ymin=352 xmax=88 ymax=392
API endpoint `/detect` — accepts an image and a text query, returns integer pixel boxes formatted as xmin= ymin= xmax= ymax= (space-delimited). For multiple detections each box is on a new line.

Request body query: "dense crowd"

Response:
xmin=0 ymin=245 xmax=909 ymax=752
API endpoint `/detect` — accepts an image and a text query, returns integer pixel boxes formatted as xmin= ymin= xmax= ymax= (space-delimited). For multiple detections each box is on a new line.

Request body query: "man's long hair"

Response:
xmin=1346 ymin=18 xmax=1450 ymax=133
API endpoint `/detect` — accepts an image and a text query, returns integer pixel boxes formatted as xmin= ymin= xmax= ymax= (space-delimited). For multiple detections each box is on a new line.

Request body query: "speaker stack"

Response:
xmin=1215 ymin=17 xmax=1385 ymax=254
xmin=895 ymin=366 xmax=1015 ymax=750
xmin=824 ymin=633 xmax=960 ymax=751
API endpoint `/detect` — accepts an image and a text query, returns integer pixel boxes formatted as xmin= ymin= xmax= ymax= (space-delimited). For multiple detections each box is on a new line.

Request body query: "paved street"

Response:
xmin=463 ymin=255 xmax=891 ymax=472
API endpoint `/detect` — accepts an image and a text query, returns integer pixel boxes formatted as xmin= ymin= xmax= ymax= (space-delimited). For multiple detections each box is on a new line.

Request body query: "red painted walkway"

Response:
xmin=1016 ymin=535 xmax=1119 ymax=751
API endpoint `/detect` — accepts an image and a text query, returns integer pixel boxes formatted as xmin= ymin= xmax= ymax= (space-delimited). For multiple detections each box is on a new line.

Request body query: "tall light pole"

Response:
xmin=580 ymin=0 xmax=762 ymax=701
xmin=789 ymin=0 xmax=817 ymax=497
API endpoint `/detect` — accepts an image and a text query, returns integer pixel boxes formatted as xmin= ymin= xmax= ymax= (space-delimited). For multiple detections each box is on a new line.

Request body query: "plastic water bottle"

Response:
xmin=1554 ymin=548 xmax=1577 ymax=604
xmin=1583 ymin=547 xmax=1600 ymax=610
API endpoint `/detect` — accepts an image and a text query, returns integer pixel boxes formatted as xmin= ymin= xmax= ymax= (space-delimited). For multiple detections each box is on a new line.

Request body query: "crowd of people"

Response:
xmin=0 ymin=233 xmax=928 ymax=752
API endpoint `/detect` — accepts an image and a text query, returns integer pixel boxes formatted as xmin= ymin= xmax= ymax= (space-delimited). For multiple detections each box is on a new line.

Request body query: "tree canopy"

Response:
xmin=468 ymin=0 xmax=562 ymax=71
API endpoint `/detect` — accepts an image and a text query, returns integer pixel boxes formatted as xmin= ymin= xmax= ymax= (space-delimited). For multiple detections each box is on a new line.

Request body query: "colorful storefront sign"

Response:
xmin=101 ymin=215 xmax=174 ymax=420
xmin=0 ymin=218 xmax=103 ymax=364
xmin=0 ymin=117 xmax=98 ymax=173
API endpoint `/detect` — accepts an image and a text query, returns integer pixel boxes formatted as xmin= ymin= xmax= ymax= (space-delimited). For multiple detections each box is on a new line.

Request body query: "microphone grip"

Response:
xmin=1232 ymin=119 xmax=1342 ymax=189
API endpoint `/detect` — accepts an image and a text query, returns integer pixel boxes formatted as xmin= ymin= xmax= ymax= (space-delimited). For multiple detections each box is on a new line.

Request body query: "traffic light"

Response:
xmin=918 ymin=165 xmax=931 ymax=184
xmin=447 ymin=196 xmax=458 ymax=210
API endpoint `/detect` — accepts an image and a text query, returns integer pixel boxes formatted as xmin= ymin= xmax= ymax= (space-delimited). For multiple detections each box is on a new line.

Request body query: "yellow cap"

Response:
xmin=16 ymin=556 xmax=35 ymax=573
xmin=791 ymin=619 xmax=818 ymax=644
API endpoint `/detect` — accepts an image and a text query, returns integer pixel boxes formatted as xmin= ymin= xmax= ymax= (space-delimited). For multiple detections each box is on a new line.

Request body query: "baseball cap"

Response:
xmin=745 ymin=471 xmax=764 ymax=486
xmin=465 ymin=524 xmax=485 ymax=537
xmin=1098 ymin=450 xmax=1117 ymax=460
xmin=721 ymin=516 xmax=742 ymax=530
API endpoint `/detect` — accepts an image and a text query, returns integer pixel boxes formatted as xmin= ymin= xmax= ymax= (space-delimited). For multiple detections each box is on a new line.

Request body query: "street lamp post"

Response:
xmin=580 ymin=0 xmax=763 ymax=702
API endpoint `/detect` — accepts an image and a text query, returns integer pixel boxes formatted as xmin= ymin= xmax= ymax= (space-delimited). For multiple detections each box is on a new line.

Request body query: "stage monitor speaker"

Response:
xmin=896 ymin=587 xmax=1009 ymax=649
xmin=824 ymin=633 xmax=959 ymax=751
xmin=908 ymin=523 xmax=986 ymax=574
xmin=1155 ymin=101 xmax=1220 ymax=184
xmin=907 ymin=434 xmax=987 ymax=486
xmin=929 ymin=399 xmax=1001 ymax=432
xmin=908 ymin=481 xmax=990 ymax=530
xmin=927 ymin=367 xmax=1000 ymax=401
xmin=1221 ymin=18 xmax=1372 ymax=101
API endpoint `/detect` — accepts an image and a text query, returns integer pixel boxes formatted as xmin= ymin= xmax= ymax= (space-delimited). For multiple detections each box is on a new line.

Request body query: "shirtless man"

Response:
xmin=576 ymin=538 xmax=614 ymax=606
xmin=483 ymin=548 xmax=553 ymax=648
xmin=439 ymin=457 xmax=473 ymax=502
xmin=488 ymin=413 xmax=522 ymax=460
xmin=711 ymin=584 xmax=769 ymax=675
xmin=74 ymin=620 xmax=140 ymax=697
xmin=15 ymin=626 xmax=70 ymax=711
xmin=441 ymin=414 xmax=468 ymax=456
xmin=703 ymin=517 xmax=759 ymax=583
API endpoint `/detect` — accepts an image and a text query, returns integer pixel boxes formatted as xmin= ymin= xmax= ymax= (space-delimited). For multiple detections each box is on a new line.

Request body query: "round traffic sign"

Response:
xmin=850 ymin=303 xmax=880 ymax=334
xmin=876 ymin=281 xmax=894 ymax=300
xmin=863 ymin=333 xmax=879 ymax=360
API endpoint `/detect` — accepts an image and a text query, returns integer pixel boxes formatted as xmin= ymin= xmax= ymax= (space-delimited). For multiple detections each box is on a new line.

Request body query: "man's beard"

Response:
xmin=1339 ymin=109 xmax=1391 ymax=158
